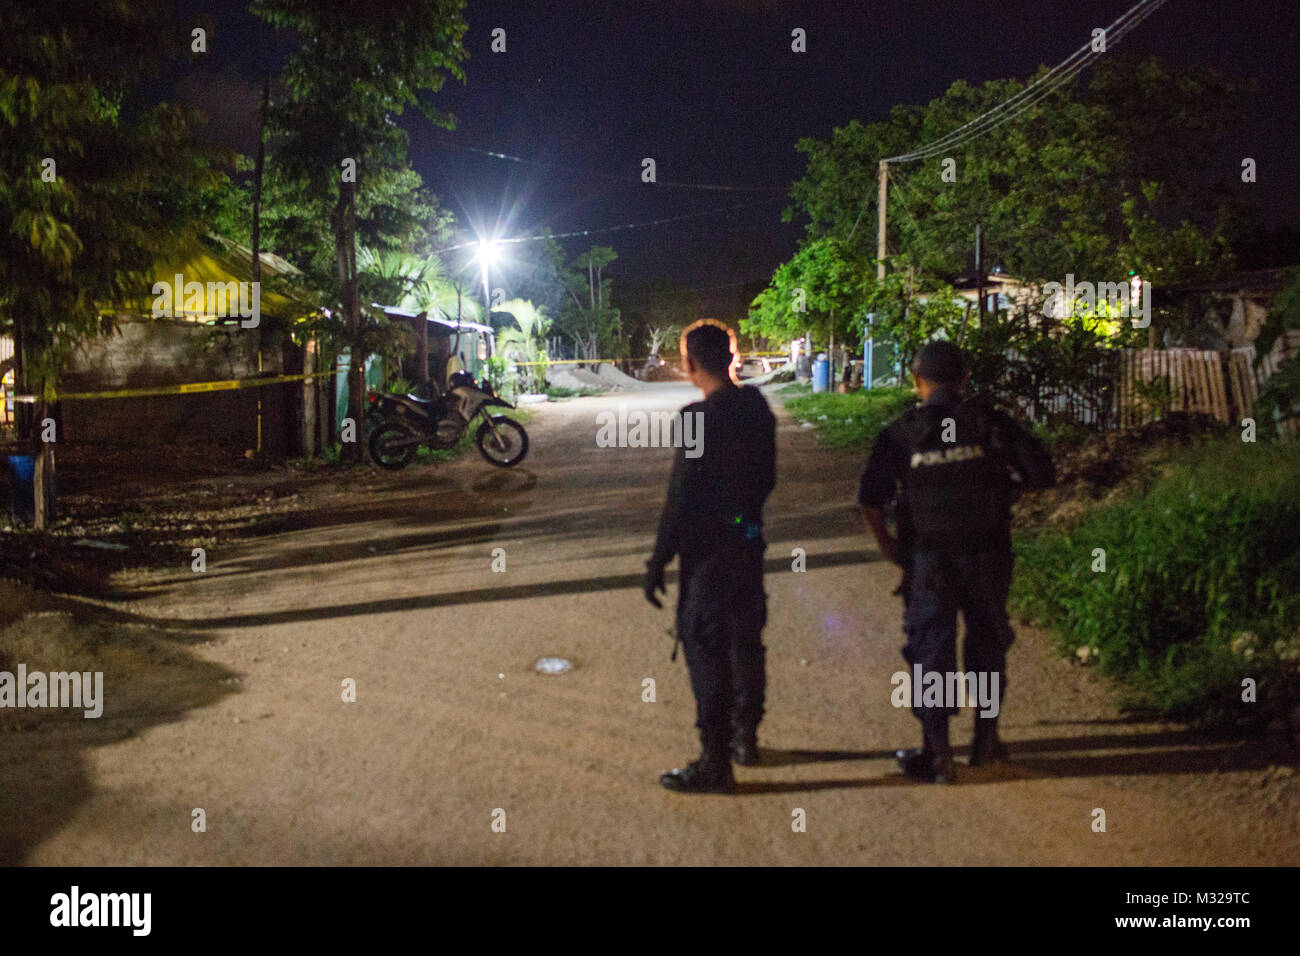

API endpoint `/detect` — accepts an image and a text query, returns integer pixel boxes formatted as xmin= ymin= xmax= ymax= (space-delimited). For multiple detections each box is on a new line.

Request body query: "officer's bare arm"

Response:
xmin=859 ymin=504 xmax=900 ymax=566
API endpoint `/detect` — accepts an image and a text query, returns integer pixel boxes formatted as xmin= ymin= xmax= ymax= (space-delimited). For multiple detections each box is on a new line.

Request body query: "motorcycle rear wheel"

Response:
xmin=369 ymin=423 xmax=420 ymax=470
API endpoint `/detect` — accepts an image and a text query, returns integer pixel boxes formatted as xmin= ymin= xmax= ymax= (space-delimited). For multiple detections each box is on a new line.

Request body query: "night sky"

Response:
xmin=173 ymin=0 xmax=1299 ymax=308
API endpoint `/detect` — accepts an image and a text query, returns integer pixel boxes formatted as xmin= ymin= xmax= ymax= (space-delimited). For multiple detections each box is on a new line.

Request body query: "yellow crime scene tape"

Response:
xmin=12 ymin=352 xmax=791 ymax=396
xmin=512 ymin=351 xmax=789 ymax=367
xmin=12 ymin=369 xmax=343 ymax=403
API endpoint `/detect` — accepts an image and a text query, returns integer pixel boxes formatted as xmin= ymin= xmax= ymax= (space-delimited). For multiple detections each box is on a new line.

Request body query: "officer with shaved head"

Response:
xmin=645 ymin=320 xmax=776 ymax=794
xmin=858 ymin=340 xmax=1054 ymax=783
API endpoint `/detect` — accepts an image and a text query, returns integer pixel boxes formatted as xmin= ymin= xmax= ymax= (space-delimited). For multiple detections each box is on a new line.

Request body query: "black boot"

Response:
xmin=731 ymin=728 xmax=760 ymax=766
xmin=660 ymin=748 xmax=736 ymax=794
xmin=969 ymin=716 xmax=1008 ymax=767
xmin=898 ymin=717 xmax=955 ymax=784
xmin=895 ymin=729 xmax=930 ymax=768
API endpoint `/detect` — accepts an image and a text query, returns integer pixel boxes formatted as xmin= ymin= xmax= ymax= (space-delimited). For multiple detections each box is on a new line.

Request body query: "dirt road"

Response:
xmin=5 ymin=383 xmax=1297 ymax=865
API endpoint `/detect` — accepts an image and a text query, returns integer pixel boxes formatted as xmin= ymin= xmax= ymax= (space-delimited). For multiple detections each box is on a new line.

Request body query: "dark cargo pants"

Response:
xmin=677 ymin=545 xmax=767 ymax=754
xmin=902 ymin=550 xmax=1015 ymax=727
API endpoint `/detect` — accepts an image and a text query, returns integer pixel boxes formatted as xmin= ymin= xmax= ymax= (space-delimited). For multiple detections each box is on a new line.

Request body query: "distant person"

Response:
xmin=645 ymin=320 xmax=777 ymax=794
xmin=857 ymin=341 xmax=1054 ymax=784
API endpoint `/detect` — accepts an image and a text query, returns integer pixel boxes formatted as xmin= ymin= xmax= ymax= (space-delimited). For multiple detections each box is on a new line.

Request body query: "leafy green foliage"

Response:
xmin=743 ymin=237 xmax=866 ymax=347
xmin=786 ymin=57 xmax=1245 ymax=288
xmin=750 ymin=55 xmax=1250 ymax=395
xmin=552 ymin=245 xmax=623 ymax=360
xmin=1255 ymin=358 xmax=1300 ymax=429
xmin=1244 ymin=268 xmax=1300 ymax=432
xmin=251 ymin=0 xmax=468 ymax=459
xmin=0 ymin=3 xmax=225 ymax=400
xmin=494 ymin=299 xmax=550 ymax=394
xmin=1011 ymin=439 xmax=1300 ymax=722
xmin=543 ymin=385 xmax=601 ymax=400
xmin=1254 ymin=268 xmax=1300 ymax=365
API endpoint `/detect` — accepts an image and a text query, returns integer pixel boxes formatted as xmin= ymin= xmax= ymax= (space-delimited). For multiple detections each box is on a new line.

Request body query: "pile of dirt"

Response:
xmin=545 ymin=366 xmax=607 ymax=392
xmin=1013 ymin=411 xmax=1231 ymax=531
xmin=591 ymin=363 xmax=646 ymax=391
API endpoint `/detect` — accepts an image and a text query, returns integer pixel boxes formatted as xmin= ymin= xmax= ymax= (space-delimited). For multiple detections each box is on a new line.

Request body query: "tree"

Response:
xmin=505 ymin=233 xmax=568 ymax=323
xmin=742 ymin=237 xmax=867 ymax=360
xmin=555 ymin=245 xmax=622 ymax=361
xmin=357 ymin=247 xmax=473 ymax=389
xmin=766 ymin=54 xmax=1251 ymax=413
xmin=251 ymin=0 xmax=468 ymax=460
xmin=616 ymin=283 xmax=700 ymax=370
xmin=787 ymin=56 xmax=1247 ymax=291
xmin=0 ymin=1 xmax=223 ymax=526
xmin=494 ymin=299 xmax=550 ymax=394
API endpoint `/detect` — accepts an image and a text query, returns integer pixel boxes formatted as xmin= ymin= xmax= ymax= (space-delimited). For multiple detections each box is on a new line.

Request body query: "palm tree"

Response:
xmin=358 ymin=248 xmax=481 ymax=388
xmin=495 ymin=298 xmax=550 ymax=393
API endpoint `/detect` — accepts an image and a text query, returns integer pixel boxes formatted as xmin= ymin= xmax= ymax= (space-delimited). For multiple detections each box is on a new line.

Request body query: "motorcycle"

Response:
xmin=366 ymin=369 xmax=529 ymax=470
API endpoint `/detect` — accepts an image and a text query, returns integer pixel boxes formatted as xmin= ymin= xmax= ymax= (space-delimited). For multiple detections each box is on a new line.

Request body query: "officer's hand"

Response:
xmin=644 ymin=562 xmax=667 ymax=609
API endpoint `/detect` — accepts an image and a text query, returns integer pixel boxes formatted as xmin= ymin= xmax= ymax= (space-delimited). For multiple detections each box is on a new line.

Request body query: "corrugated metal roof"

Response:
xmin=373 ymin=303 xmax=494 ymax=335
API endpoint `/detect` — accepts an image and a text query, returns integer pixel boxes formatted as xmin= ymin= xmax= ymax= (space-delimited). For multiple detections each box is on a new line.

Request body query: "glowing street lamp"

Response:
xmin=475 ymin=238 xmax=498 ymax=313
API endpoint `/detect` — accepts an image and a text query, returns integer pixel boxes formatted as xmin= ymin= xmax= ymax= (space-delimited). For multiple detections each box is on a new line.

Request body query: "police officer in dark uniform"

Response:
xmin=858 ymin=341 xmax=1054 ymax=784
xmin=645 ymin=320 xmax=777 ymax=794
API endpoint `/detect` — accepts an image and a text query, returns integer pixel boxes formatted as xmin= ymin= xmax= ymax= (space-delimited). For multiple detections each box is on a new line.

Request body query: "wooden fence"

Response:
xmin=1114 ymin=330 xmax=1300 ymax=435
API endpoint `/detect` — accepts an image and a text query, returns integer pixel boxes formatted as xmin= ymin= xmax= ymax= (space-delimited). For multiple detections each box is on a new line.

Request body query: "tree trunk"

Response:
xmin=251 ymin=77 xmax=268 ymax=290
xmin=335 ymin=181 xmax=364 ymax=463
xmin=33 ymin=409 xmax=54 ymax=530
xmin=302 ymin=337 xmax=318 ymax=458
xmin=829 ymin=307 xmax=835 ymax=376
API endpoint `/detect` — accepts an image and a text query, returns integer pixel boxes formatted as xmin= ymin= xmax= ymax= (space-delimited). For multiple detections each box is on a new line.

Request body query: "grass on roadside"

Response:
xmin=544 ymin=385 xmax=603 ymax=400
xmin=783 ymin=387 xmax=917 ymax=449
xmin=1011 ymin=437 xmax=1300 ymax=727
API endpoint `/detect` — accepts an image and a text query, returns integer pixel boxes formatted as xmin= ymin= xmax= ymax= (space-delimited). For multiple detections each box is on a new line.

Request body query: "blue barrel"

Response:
xmin=811 ymin=355 xmax=830 ymax=393
xmin=8 ymin=454 xmax=35 ymax=525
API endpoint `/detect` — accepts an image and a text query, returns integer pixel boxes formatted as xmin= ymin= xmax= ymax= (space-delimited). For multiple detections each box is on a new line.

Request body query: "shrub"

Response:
xmin=1011 ymin=437 xmax=1300 ymax=724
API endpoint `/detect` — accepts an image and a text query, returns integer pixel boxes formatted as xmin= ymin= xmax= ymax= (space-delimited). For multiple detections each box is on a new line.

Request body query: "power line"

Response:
xmin=845 ymin=0 xmax=1170 ymax=244
xmin=885 ymin=0 xmax=1170 ymax=163
xmin=433 ymin=140 xmax=787 ymax=193
xmin=433 ymin=195 xmax=786 ymax=256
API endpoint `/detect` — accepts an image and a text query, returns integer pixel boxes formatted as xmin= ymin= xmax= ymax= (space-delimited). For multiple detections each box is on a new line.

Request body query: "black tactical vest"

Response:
xmin=894 ymin=401 xmax=1013 ymax=554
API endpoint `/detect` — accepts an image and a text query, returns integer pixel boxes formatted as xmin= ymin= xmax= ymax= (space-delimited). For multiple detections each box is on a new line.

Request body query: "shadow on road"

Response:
xmin=0 ymin=609 xmax=237 ymax=865
xmin=742 ymin=729 xmax=1293 ymax=793
xmin=99 ymin=548 xmax=881 ymax=630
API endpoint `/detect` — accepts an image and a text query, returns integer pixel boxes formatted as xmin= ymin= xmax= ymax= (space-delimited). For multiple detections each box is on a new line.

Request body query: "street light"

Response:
xmin=475 ymin=238 xmax=498 ymax=314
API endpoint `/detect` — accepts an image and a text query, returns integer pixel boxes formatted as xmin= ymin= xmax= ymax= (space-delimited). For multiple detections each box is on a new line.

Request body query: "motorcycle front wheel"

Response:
xmin=369 ymin=423 xmax=420 ymax=470
xmin=475 ymin=415 xmax=529 ymax=467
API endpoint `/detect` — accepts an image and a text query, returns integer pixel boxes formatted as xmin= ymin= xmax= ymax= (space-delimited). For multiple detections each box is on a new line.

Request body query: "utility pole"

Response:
xmin=252 ymin=77 xmax=269 ymax=456
xmin=251 ymin=77 xmax=268 ymax=290
xmin=877 ymin=160 xmax=888 ymax=281
xmin=975 ymin=223 xmax=984 ymax=325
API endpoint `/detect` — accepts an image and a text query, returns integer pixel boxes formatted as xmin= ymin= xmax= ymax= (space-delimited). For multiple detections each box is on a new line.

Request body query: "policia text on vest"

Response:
xmin=858 ymin=341 xmax=1055 ymax=785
